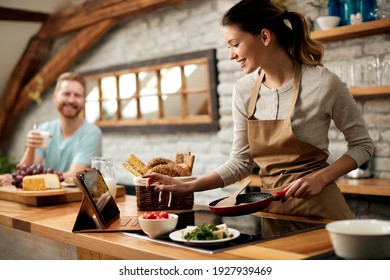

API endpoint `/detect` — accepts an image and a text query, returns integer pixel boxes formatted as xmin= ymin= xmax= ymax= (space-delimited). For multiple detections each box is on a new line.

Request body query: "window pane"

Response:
xmin=162 ymin=94 xmax=181 ymax=117
xmin=188 ymin=92 xmax=209 ymax=116
xmin=139 ymin=71 xmax=157 ymax=96
xmin=85 ymin=101 xmax=100 ymax=123
xmin=140 ymin=96 xmax=158 ymax=119
xmin=101 ymin=76 xmax=117 ymax=100
xmin=86 ymin=80 xmax=99 ymax=101
xmin=119 ymin=73 xmax=136 ymax=99
xmin=121 ymin=98 xmax=138 ymax=120
xmin=185 ymin=64 xmax=207 ymax=89
xmin=161 ymin=66 xmax=182 ymax=94
xmin=102 ymin=100 xmax=118 ymax=120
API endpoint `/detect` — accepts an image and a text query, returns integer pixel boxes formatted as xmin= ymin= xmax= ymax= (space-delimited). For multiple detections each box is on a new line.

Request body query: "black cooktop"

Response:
xmin=124 ymin=209 xmax=325 ymax=254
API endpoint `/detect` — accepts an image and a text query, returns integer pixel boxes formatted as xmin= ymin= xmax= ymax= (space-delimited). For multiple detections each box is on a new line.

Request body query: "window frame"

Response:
xmin=82 ymin=49 xmax=219 ymax=133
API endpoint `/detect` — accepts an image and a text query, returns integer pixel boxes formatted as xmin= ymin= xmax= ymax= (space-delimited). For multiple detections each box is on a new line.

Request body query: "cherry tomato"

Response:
xmin=142 ymin=211 xmax=170 ymax=219
xmin=159 ymin=211 xmax=169 ymax=219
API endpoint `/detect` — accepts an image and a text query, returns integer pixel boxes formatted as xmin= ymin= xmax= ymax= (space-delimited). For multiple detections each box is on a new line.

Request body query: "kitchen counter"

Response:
xmin=242 ymin=176 xmax=390 ymax=197
xmin=0 ymin=194 xmax=333 ymax=260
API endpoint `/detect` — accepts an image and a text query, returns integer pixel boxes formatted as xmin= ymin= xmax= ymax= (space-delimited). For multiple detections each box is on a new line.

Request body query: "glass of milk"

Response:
xmin=32 ymin=120 xmax=51 ymax=149
xmin=91 ymin=157 xmax=117 ymax=198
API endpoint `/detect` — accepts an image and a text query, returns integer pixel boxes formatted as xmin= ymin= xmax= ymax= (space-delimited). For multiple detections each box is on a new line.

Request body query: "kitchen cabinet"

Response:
xmin=312 ymin=18 xmax=390 ymax=97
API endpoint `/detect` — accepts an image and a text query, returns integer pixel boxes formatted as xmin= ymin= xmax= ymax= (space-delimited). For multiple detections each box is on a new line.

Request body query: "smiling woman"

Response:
xmin=82 ymin=49 xmax=219 ymax=132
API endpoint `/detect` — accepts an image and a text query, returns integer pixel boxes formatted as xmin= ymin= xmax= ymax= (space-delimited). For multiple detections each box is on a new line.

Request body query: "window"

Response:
xmin=83 ymin=49 xmax=219 ymax=132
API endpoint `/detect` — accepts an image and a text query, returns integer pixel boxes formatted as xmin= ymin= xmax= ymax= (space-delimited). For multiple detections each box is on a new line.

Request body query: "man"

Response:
xmin=18 ymin=72 xmax=102 ymax=179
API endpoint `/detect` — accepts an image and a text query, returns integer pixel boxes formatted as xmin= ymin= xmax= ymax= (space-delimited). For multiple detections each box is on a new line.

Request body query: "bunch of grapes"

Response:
xmin=11 ymin=164 xmax=64 ymax=188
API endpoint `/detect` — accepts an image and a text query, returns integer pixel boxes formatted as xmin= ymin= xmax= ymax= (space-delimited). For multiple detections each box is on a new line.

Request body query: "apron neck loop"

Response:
xmin=248 ymin=64 xmax=302 ymax=119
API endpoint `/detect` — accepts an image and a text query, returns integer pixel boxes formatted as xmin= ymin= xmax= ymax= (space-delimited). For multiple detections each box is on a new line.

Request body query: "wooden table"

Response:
xmin=0 ymin=195 xmax=333 ymax=260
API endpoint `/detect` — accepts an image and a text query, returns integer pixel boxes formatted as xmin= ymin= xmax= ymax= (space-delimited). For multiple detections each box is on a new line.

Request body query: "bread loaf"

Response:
xmin=22 ymin=174 xmax=61 ymax=191
xmin=123 ymin=152 xmax=195 ymax=177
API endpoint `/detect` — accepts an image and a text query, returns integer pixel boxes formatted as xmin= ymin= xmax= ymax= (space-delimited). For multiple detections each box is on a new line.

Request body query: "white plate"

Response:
xmin=169 ymin=228 xmax=240 ymax=246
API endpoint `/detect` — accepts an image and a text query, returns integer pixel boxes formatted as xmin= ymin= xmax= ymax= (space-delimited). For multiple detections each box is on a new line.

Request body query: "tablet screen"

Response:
xmin=79 ymin=169 xmax=120 ymax=226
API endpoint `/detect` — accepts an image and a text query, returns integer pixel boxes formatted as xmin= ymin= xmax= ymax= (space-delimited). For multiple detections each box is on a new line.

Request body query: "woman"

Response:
xmin=143 ymin=0 xmax=374 ymax=220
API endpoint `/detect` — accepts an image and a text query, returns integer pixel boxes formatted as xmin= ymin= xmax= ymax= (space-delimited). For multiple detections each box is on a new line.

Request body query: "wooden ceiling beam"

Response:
xmin=14 ymin=19 xmax=118 ymax=114
xmin=0 ymin=7 xmax=49 ymax=22
xmin=0 ymin=19 xmax=117 ymax=150
xmin=0 ymin=37 xmax=53 ymax=136
xmin=38 ymin=0 xmax=189 ymax=39
xmin=0 ymin=0 xmax=191 ymax=150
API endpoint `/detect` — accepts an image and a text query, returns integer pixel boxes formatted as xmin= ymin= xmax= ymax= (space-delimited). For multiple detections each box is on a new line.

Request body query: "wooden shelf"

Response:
xmin=350 ymin=85 xmax=390 ymax=97
xmin=311 ymin=18 xmax=390 ymax=42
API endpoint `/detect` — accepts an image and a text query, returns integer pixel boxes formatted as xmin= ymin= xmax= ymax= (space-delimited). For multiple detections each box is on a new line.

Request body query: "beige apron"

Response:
xmin=247 ymin=65 xmax=353 ymax=220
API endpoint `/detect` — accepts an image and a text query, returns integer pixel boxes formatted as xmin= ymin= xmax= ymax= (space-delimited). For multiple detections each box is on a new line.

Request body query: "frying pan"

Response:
xmin=209 ymin=189 xmax=287 ymax=217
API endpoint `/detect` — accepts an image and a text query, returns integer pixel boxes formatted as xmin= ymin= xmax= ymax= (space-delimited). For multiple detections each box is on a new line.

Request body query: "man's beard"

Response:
xmin=59 ymin=104 xmax=82 ymax=119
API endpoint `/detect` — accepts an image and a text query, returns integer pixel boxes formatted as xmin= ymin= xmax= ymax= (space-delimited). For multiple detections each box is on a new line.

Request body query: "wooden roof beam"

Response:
xmin=0 ymin=19 xmax=117 ymax=150
xmin=0 ymin=7 xmax=49 ymax=22
xmin=38 ymin=0 xmax=190 ymax=39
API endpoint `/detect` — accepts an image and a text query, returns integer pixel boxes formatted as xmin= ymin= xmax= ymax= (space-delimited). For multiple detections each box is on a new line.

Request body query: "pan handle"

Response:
xmin=272 ymin=189 xmax=287 ymax=201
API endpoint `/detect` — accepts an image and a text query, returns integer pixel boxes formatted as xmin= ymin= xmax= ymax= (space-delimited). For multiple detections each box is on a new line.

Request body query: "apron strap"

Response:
xmin=248 ymin=70 xmax=265 ymax=118
xmin=288 ymin=64 xmax=302 ymax=117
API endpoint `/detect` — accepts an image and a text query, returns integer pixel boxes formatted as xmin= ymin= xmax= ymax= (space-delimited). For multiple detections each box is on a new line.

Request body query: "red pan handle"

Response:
xmin=273 ymin=189 xmax=288 ymax=201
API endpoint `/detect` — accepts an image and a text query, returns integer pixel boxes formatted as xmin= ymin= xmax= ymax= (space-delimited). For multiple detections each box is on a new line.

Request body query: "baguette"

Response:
xmin=122 ymin=154 xmax=147 ymax=176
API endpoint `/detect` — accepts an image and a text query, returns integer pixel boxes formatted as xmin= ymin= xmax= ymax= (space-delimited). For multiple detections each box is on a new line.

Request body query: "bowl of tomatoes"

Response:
xmin=138 ymin=211 xmax=178 ymax=238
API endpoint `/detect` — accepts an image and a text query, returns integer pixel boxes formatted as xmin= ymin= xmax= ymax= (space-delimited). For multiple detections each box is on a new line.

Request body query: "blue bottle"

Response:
xmin=339 ymin=0 xmax=359 ymax=25
xmin=361 ymin=0 xmax=377 ymax=22
xmin=328 ymin=0 xmax=341 ymax=17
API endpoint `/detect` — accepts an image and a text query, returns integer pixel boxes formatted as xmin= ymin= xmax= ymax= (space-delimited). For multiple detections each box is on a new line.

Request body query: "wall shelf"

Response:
xmin=311 ymin=18 xmax=390 ymax=42
xmin=350 ymin=85 xmax=390 ymax=97
xmin=311 ymin=19 xmax=390 ymax=97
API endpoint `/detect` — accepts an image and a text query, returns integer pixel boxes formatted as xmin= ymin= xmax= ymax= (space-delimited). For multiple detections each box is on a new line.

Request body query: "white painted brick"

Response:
xmin=365 ymin=114 xmax=390 ymax=128
xmin=374 ymin=142 xmax=390 ymax=157
xmin=374 ymin=157 xmax=390 ymax=171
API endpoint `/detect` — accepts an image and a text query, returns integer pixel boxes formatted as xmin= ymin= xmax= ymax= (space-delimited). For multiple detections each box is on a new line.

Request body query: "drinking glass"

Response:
xmin=32 ymin=120 xmax=51 ymax=149
xmin=91 ymin=157 xmax=117 ymax=198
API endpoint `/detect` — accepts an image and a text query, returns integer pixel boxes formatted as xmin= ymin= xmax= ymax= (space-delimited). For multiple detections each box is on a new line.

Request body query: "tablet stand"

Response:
xmin=72 ymin=196 xmax=105 ymax=232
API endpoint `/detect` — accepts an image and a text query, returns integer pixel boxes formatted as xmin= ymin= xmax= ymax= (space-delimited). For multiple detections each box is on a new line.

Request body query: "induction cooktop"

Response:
xmin=123 ymin=209 xmax=325 ymax=254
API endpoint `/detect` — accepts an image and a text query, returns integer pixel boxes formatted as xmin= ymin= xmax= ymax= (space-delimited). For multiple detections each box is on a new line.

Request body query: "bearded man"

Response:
xmin=18 ymin=72 xmax=102 ymax=179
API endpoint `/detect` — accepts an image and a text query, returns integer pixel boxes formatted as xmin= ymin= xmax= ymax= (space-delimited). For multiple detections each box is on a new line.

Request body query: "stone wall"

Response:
xmin=7 ymin=0 xmax=390 ymax=206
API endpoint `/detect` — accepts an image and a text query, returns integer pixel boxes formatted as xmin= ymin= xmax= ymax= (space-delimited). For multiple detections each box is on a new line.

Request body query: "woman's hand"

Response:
xmin=283 ymin=175 xmax=327 ymax=201
xmin=142 ymin=173 xmax=191 ymax=194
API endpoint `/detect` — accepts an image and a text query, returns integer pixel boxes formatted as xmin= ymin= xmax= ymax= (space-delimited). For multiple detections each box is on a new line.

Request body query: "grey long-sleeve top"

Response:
xmin=214 ymin=64 xmax=374 ymax=186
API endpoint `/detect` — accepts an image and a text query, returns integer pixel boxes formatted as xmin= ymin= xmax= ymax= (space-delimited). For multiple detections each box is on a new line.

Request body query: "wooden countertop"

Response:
xmin=336 ymin=178 xmax=390 ymax=197
xmin=242 ymin=176 xmax=390 ymax=197
xmin=0 ymin=194 xmax=333 ymax=260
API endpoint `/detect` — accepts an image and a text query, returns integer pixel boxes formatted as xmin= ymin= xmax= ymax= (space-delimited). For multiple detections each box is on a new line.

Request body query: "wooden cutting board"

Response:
xmin=0 ymin=184 xmax=125 ymax=206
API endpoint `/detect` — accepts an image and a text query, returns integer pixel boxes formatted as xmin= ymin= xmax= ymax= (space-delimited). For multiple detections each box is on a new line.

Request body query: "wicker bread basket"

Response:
xmin=133 ymin=176 xmax=195 ymax=210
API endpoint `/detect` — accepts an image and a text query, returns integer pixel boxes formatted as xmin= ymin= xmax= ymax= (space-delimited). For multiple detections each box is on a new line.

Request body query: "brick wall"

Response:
xmin=7 ymin=0 xmax=390 ymax=206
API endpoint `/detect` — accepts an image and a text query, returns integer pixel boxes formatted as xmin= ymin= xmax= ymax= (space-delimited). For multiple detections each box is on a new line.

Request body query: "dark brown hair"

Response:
xmin=222 ymin=0 xmax=324 ymax=66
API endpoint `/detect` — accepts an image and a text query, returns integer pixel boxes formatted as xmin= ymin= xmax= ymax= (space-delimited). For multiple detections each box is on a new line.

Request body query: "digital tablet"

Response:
xmin=73 ymin=168 xmax=140 ymax=232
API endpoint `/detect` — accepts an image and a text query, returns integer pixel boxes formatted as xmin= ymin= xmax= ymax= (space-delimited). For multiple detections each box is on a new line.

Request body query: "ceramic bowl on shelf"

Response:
xmin=316 ymin=16 xmax=340 ymax=30
xmin=138 ymin=213 xmax=178 ymax=238
xmin=326 ymin=219 xmax=390 ymax=259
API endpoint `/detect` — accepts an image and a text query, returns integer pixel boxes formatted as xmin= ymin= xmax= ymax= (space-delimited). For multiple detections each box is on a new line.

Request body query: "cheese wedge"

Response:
xmin=22 ymin=174 xmax=61 ymax=191
xmin=212 ymin=223 xmax=228 ymax=239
